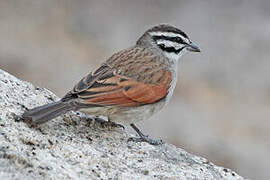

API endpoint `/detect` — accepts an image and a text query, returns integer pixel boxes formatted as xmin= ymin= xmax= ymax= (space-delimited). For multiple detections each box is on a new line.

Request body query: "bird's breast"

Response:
xmin=165 ymin=67 xmax=178 ymax=105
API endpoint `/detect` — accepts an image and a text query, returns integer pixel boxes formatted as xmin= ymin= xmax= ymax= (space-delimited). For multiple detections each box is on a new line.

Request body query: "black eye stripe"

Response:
xmin=158 ymin=44 xmax=185 ymax=54
xmin=152 ymin=35 xmax=185 ymax=44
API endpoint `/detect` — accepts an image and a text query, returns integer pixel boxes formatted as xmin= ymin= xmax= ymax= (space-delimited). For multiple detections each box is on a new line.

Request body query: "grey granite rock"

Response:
xmin=0 ymin=69 xmax=247 ymax=180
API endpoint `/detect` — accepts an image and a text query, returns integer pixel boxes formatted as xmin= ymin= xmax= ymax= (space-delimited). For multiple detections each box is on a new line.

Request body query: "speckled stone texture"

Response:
xmin=0 ymin=69 xmax=246 ymax=180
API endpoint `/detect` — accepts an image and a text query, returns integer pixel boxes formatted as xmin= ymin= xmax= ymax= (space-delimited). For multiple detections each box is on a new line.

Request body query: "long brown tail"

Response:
xmin=22 ymin=101 xmax=74 ymax=126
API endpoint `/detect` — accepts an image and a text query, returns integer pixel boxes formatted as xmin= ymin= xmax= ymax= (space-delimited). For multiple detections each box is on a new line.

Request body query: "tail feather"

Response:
xmin=22 ymin=101 xmax=74 ymax=126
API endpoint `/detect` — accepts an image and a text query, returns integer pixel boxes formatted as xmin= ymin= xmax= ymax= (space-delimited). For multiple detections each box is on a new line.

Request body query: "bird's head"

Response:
xmin=137 ymin=24 xmax=200 ymax=63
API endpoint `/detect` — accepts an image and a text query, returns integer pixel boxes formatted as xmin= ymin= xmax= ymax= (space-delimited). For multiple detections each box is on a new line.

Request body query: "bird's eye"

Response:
xmin=159 ymin=44 xmax=165 ymax=48
xmin=176 ymin=37 xmax=183 ymax=43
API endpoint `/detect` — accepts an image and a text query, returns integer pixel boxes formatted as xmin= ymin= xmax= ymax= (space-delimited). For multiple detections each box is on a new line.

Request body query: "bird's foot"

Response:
xmin=128 ymin=135 xmax=164 ymax=145
xmin=129 ymin=123 xmax=164 ymax=145
xmin=94 ymin=117 xmax=125 ymax=130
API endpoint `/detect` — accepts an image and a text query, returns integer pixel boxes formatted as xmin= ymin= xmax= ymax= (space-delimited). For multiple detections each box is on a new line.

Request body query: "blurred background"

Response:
xmin=0 ymin=0 xmax=269 ymax=179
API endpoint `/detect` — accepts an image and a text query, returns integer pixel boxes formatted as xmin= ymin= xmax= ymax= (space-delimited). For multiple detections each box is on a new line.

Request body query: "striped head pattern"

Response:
xmin=137 ymin=24 xmax=200 ymax=63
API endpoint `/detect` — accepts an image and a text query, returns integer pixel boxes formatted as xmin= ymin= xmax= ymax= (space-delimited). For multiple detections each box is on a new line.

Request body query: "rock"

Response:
xmin=0 ymin=69 xmax=247 ymax=180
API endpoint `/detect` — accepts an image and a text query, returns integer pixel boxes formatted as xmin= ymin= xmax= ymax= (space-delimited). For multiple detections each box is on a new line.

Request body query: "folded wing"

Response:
xmin=64 ymin=64 xmax=171 ymax=107
xmin=63 ymin=47 xmax=172 ymax=107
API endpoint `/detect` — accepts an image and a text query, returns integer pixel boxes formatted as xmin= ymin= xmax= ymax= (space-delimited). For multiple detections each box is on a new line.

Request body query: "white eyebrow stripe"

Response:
xmin=150 ymin=32 xmax=189 ymax=43
xmin=150 ymin=32 xmax=179 ymax=37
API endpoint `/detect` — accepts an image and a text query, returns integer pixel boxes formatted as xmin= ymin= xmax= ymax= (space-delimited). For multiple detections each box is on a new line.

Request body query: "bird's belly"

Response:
xmin=79 ymin=100 xmax=166 ymax=125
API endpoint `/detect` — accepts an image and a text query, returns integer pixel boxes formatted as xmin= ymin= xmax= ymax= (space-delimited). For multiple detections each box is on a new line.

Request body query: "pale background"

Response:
xmin=0 ymin=1 xmax=269 ymax=179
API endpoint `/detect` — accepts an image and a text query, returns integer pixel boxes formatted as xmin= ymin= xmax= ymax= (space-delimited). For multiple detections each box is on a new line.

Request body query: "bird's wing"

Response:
xmin=62 ymin=47 xmax=172 ymax=107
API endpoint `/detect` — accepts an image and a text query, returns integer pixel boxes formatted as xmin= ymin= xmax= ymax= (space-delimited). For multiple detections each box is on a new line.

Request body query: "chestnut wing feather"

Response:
xmin=76 ymin=67 xmax=171 ymax=107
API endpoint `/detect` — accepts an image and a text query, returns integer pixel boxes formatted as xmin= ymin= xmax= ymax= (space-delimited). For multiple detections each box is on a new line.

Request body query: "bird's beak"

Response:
xmin=186 ymin=41 xmax=201 ymax=52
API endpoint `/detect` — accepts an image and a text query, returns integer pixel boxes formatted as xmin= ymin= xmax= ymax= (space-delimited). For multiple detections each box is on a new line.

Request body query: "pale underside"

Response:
xmin=79 ymin=99 xmax=166 ymax=125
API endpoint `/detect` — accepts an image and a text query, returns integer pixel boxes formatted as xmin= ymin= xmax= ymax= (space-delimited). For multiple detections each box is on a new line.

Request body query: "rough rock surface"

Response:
xmin=0 ymin=69 xmax=246 ymax=180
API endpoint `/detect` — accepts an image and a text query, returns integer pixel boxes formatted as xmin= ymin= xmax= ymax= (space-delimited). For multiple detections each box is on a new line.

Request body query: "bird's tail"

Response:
xmin=22 ymin=101 xmax=74 ymax=126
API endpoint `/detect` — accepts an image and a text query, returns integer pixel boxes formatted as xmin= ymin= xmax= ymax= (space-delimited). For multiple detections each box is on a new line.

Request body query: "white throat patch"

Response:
xmin=163 ymin=49 xmax=187 ymax=63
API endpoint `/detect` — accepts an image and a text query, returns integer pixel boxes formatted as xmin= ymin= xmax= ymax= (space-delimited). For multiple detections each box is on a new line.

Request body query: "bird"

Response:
xmin=22 ymin=24 xmax=200 ymax=145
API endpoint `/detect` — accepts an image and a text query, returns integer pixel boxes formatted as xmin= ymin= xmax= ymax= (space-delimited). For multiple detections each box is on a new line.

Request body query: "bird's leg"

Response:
xmin=128 ymin=123 xmax=164 ymax=145
xmin=94 ymin=116 xmax=125 ymax=129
